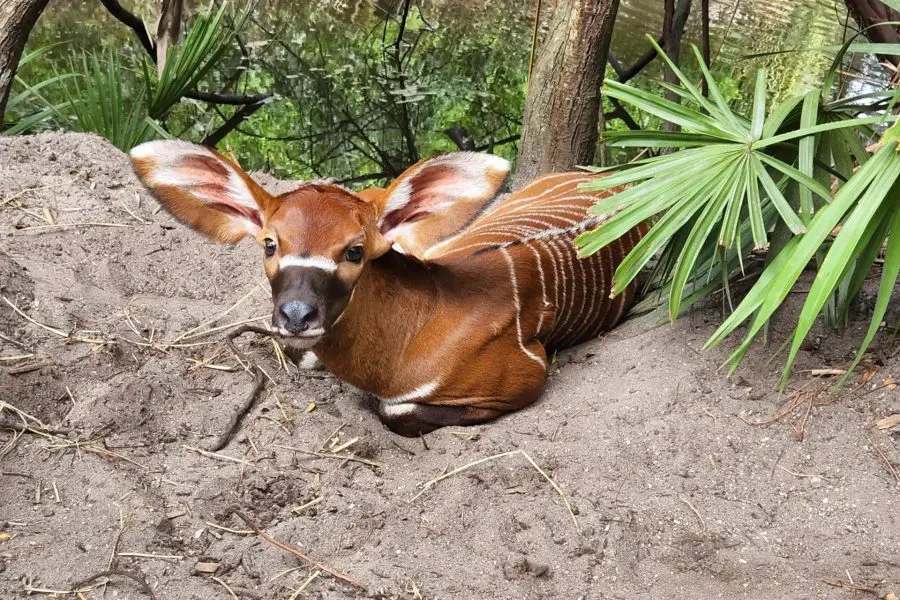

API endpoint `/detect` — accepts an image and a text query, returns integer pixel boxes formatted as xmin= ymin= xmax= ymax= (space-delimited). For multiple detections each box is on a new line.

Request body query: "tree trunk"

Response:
xmin=0 ymin=0 xmax=51 ymax=126
xmin=513 ymin=0 xmax=620 ymax=189
xmin=844 ymin=0 xmax=900 ymax=70
xmin=661 ymin=0 xmax=689 ymax=137
xmin=155 ymin=0 xmax=184 ymax=77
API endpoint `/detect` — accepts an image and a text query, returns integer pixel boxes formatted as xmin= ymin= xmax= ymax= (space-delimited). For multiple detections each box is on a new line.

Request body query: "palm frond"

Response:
xmin=578 ymin=42 xmax=899 ymax=383
xmin=59 ymin=51 xmax=166 ymax=151
xmin=149 ymin=2 xmax=250 ymax=119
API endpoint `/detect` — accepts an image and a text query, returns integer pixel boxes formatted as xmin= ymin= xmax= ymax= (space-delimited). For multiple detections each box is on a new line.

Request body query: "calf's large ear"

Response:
xmin=365 ymin=152 xmax=509 ymax=257
xmin=129 ymin=140 xmax=274 ymax=243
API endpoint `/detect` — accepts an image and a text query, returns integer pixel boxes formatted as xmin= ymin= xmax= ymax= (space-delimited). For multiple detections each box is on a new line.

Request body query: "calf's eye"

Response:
xmin=264 ymin=238 xmax=277 ymax=257
xmin=345 ymin=245 xmax=364 ymax=263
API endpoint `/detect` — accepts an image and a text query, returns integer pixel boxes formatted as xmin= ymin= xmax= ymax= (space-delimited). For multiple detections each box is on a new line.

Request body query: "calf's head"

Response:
xmin=129 ymin=140 xmax=509 ymax=346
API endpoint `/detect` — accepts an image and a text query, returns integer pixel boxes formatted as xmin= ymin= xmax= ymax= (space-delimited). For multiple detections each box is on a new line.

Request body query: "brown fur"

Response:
xmin=130 ymin=143 xmax=643 ymax=436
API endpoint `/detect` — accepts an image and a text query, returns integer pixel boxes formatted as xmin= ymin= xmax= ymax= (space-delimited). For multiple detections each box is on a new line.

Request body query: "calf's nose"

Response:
xmin=280 ymin=301 xmax=317 ymax=333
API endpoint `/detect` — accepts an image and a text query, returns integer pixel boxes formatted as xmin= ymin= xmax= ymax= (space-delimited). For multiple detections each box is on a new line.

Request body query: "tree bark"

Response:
xmin=844 ymin=0 xmax=900 ymax=70
xmin=155 ymin=0 xmax=185 ymax=77
xmin=513 ymin=0 xmax=620 ymax=189
xmin=0 ymin=0 xmax=51 ymax=125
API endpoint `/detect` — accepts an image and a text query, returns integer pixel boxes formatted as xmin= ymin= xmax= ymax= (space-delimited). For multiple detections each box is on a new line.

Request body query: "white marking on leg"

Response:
xmin=380 ymin=380 xmax=440 ymax=404
xmin=380 ymin=402 xmax=418 ymax=417
xmin=297 ymin=351 xmax=323 ymax=370
xmin=279 ymin=255 xmax=338 ymax=272
xmin=500 ymin=247 xmax=546 ymax=369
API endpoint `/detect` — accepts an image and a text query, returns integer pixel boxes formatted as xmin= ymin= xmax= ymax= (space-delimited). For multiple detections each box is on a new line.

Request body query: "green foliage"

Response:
xmin=149 ymin=2 xmax=249 ymax=119
xmin=6 ymin=3 xmax=248 ymax=151
xmin=58 ymin=51 xmax=167 ymax=151
xmin=4 ymin=44 xmax=72 ymax=135
xmin=706 ymin=126 xmax=900 ymax=387
xmin=576 ymin=39 xmax=899 ymax=386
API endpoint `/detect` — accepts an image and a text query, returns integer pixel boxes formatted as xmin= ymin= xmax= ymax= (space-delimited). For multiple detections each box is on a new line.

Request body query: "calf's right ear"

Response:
xmin=129 ymin=140 xmax=274 ymax=243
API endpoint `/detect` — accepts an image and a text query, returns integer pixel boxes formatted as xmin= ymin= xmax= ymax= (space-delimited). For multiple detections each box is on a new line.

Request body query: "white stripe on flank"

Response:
xmin=502 ymin=176 xmax=594 ymax=209
xmin=279 ymin=255 xmax=338 ymax=272
xmin=380 ymin=380 xmax=440 ymax=404
xmin=499 ymin=247 xmax=546 ymax=369
xmin=526 ymin=243 xmax=547 ymax=335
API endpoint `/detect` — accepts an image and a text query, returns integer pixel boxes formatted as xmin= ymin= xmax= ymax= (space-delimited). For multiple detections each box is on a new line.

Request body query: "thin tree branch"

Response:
xmin=475 ymin=134 xmax=520 ymax=152
xmin=605 ymin=99 xmax=641 ymax=130
xmin=336 ymin=171 xmax=388 ymax=185
xmin=444 ymin=126 xmax=477 ymax=150
xmin=187 ymin=90 xmax=271 ymax=106
xmin=98 ymin=0 xmax=154 ymax=56
xmin=607 ymin=0 xmax=691 ymax=85
xmin=203 ymin=97 xmax=273 ymax=146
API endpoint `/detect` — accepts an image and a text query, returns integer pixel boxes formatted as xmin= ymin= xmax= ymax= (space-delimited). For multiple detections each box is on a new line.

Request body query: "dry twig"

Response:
xmin=228 ymin=507 xmax=367 ymax=591
xmin=410 ymin=449 xmax=579 ymax=532
xmin=864 ymin=432 xmax=900 ymax=485
xmin=210 ymin=325 xmax=281 ymax=451
xmin=72 ymin=570 xmax=157 ymax=600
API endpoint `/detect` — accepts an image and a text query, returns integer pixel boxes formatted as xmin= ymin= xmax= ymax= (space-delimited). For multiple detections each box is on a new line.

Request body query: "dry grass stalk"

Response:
xmin=211 ymin=576 xmax=240 ymax=600
xmin=410 ymin=449 xmax=579 ymax=532
xmin=22 ymin=583 xmax=103 ymax=596
xmin=117 ymin=552 xmax=183 ymax=561
xmin=0 ymin=171 xmax=84 ymax=207
xmin=276 ymin=444 xmax=381 ymax=468
xmin=330 ymin=436 xmax=359 ymax=453
xmin=0 ymin=354 xmax=36 ymax=361
xmin=118 ymin=192 xmax=149 ymax=224
xmin=864 ymin=432 xmax=900 ymax=485
xmin=677 ymin=494 xmax=706 ymax=531
xmin=205 ymin=521 xmax=253 ymax=535
xmin=229 ymin=508 xmax=367 ymax=592
xmin=288 ymin=570 xmax=322 ymax=599
xmin=178 ymin=315 xmax=269 ymax=343
xmin=2 ymin=296 xmax=112 ymax=346
xmin=317 ymin=422 xmax=347 ymax=452
xmin=183 ymin=445 xmax=251 ymax=466
xmin=292 ymin=496 xmax=323 ymax=514
xmin=171 ymin=284 xmax=264 ymax=343
xmin=15 ymin=222 xmax=132 ymax=232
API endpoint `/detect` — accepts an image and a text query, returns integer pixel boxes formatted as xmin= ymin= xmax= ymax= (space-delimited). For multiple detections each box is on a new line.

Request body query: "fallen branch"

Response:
xmin=72 ymin=569 xmax=157 ymax=600
xmin=211 ymin=325 xmax=280 ymax=451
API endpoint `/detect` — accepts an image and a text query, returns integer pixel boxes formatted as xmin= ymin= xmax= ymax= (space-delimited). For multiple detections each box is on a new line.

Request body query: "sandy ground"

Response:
xmin=0 ymin=132 xmax=898 ymax=600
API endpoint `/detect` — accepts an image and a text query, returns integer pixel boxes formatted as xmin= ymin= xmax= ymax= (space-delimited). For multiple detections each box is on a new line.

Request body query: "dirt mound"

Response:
xmin=1 ymin=132 xmax=898 ymax=599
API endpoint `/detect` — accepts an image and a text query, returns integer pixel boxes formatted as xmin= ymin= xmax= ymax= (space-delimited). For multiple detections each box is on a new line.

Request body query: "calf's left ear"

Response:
xmin=130 ymin=140 xmax=274 ymax=244
xmin=365 ymin=152 xmax=510 ymax=257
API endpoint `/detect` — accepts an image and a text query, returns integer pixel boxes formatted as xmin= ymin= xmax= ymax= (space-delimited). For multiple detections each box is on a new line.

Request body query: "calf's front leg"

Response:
xmin=376 ymin=340 xmax=548 ymax=437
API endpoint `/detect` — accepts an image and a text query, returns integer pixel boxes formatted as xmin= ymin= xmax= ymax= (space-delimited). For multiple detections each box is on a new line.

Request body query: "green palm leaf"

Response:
xmin=579 ymin=43 xmax=898 ymax=384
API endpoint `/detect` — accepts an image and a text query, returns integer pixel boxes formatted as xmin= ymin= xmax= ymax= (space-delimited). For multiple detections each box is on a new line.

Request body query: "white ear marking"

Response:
xmin=130 ymin=140 xmax=259 ymax=213
xmin=379 ymin=152 xmax=510 ymax=222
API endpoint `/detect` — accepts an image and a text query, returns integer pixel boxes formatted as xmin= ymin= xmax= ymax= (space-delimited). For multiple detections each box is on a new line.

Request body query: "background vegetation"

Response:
xmin=1 ymin=0 xmax=898 ymax=383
